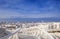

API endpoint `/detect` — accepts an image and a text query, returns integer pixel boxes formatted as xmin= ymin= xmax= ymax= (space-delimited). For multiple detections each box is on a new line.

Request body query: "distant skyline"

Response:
xmin=0 ymin=0 xmax=60 ymax=18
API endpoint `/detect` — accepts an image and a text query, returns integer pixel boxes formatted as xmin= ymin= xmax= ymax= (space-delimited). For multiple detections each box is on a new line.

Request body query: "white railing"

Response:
xmin=0 ymin=28 xmax=21 ymax=39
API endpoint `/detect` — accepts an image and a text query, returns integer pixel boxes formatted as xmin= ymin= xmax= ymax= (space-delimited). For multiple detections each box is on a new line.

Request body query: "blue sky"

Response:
xmin=0 ymin=0 xmax=60 ymax=18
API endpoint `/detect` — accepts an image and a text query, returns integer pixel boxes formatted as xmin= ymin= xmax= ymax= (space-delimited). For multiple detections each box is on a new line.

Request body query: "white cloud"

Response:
xmin=22 ymin=13 xmax=58 ymax=18
xmin=0 ymin=9 xmax=59 ymax=18
xmin=0 ymin=9 xmax=24 ymax=18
